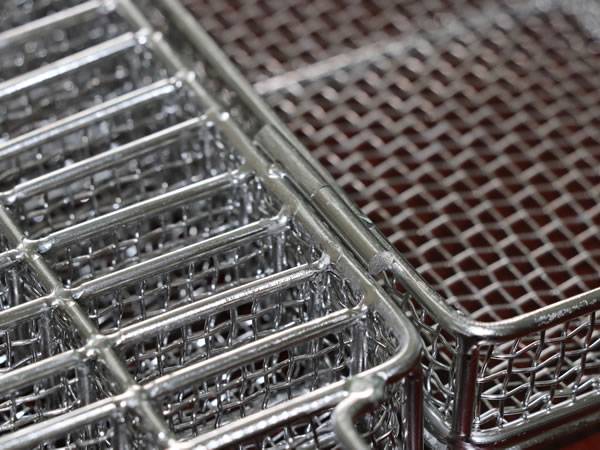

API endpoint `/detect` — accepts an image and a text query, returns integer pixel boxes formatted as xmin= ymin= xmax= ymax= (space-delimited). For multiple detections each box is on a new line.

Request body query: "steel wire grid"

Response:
xmin=180 ymin=0 xmax=600 ymax=447
xmin=0 ymin=1 xmax=424 ymax=449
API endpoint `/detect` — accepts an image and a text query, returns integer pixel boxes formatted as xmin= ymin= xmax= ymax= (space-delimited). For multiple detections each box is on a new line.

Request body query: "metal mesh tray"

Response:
xmin=181 ymin=0 xmax=600 ymax=447
xmin=0 ymin=1 xmax=422 ymax=449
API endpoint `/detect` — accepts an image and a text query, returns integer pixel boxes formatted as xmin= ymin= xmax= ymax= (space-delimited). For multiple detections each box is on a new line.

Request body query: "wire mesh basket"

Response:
xmin=180 ymin=0 xmax=600 ymax=447
xmin=0 ymin=1 xmax=423 ymax=449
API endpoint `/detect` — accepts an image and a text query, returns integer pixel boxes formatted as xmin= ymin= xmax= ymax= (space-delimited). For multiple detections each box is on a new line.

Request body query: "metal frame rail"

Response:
xmin=149 ymin=0 xmax=600 ymax=448
xmin=0 ymin=0 xmax=423 ymax=449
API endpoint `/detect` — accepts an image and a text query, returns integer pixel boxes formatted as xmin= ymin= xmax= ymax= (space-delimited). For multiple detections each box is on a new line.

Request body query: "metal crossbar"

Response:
xmin=177 ymin=0 xmax=600 ymax=446
xmin=0 ymin=0 xmax=422 ymax=449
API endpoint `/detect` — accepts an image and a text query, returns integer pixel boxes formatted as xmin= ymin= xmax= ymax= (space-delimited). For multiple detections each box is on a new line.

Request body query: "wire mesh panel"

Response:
xmin=0 ymin=308 xmax=81 ymax=373
xmin=182 ymin=0 xmax=522 ymax=84
xmin=13 ymin=409 xmax=160 ymax=450
xmin=157 ymin=326 xmax=357 ymax=437
xmin=0 ymin=1 xmax=422 ymax=449
xmin=8 ymin=123 xmax=237 ymax=238
xmin=114 ymin=232 xmax=329 ymax=375
xmin=0 ymin=9 xmax=130 ymax=82
xmin=180 ymin=0 xmax=600 ymax=446
xmin=474 ymin=314 xmax=600 ymax=430
xmin=0 ymin=34 xmax=167 ymax=140
xmin=46 ymin=177 xmax=255 ymax=286
xmin=0 ymin=0 xmax=86 ymax=33
xmin=0 ymin=81 xmax=197 ymax=192
xmin=262 ymin=3 xmax=600 ymax=319
xmin=0 ymin=360 xmax=108 ymax=433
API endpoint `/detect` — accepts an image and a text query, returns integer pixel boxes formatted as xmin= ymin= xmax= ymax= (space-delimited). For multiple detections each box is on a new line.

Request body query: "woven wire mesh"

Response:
xmin=181 ymin=0 xmax=600 ymax=442
xmin=156 ymin=319 xmax=356 ymax=437
xmin=46 ymin=179 xmax=255 ymax=286
xmin=182 ymin=0 xmax=524 ymax=84
xmin=0 ymin=40 xmax=168 ymax=140
xmin=258 ymin=3 xmax=600 ymax=320
xmin=0 ymin=306 xmax=80 ymax=373
xmin=0 ymin=1 xmax=421 ymax=448
xmin=0 ymin=360 xmax=107 ymax=433
xmin=475 ymin=312 xmax=600 ymax=430
xmin=0 ymin=86 xmax=200 ymax=193
xmin=8 ymin=409 xmax=159 ymax=450
xmin=10 ymin=123 xmax=236 ymax=239
xmin=0 ymin=0 xmax=86 ymax=33
xmin=0 ymin=11 xmax=129 ymax=82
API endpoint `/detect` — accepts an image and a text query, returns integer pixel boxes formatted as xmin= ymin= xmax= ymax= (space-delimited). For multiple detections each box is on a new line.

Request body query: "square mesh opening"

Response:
xmin=0 ymin=360 xmax=112 ymax=435
xmin=0 ymin=260 xmax=46 ymax=311
xmin=0 ymin=259 xmax=65 ymax=373
xmin=0 ymin=86 xmax=201 ymax=192
xmin=81 ymin=223 xmax=320 ymax=334
xmin=0 ymin=307 xmax=83 ymax=374
xmin=156 ymin=324 xmax=358 ymax=438
xmin=0 ymin=11 xmax=131 ymax=82
xmin=0 ymin=45 xmax=168 ymax=139
xmin=119 ymin=268 xmax=357 ymax=383
xmin=47 ymin=177 xmax=267 ymax=287
xmin=9 ymin=123 xmax=239 ymax=238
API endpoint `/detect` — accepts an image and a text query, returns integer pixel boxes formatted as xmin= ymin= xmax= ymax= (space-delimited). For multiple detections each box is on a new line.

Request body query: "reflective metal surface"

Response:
xmin=181 ymin=0 xmax=600 ymax=447
xmin=0 ymin=1 xmax=422 ymax=449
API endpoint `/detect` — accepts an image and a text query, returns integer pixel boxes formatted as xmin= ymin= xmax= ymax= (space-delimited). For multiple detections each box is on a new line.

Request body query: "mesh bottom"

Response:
xmin=182 ymin=0 xmax=518 ymax=84
xmin=0 ymin=88 xmax=200 ymax=192
xmin=0 ymin=0 xmax=86 ymax=33
xmin=182 ymin=0 xmax=600 ymax=441
xmin=0 ymin=12 xmax=130 ymax=82
xmin=0 ymin=46 xmax=168 ymax=140
xmin=186 ymin=0 xmax=600 ymax=320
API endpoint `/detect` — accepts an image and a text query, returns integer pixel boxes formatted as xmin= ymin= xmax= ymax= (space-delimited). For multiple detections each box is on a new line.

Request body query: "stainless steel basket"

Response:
xmin=181 ymin=0 xmax=600 ymax=447
xmin=0 ymin=1 xmax=423 ymax=449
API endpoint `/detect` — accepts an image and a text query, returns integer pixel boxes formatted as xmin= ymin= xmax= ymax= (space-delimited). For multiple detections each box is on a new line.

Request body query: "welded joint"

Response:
xmin=333 ymin=375 xmax=387 ymax=450
xmin=269 ymin=206 xmax=291 ymax=231
xmin=133 ymin=28 xmax=152 ymax=47
xmin=368 ymin=251 xmax=396 ymax=277
xmin=107 ymin=388 xmax=174 ymax=448
xmin=16 ymin=238 xmax=50 ymax=256
xmin=79 ymin=331 xmax=117 ymax=359
xmin=213 ymin=112 xmax=352 ymax=270
xmin=123 ymin=384 xmax=152 ymax=409
xmin=230 ymin=166 xmax=254 ymax=185
xmin=313 ymin=252 xmax=332 ymax=272
xmin=450 ymin=338 xmax=480 ymax=439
